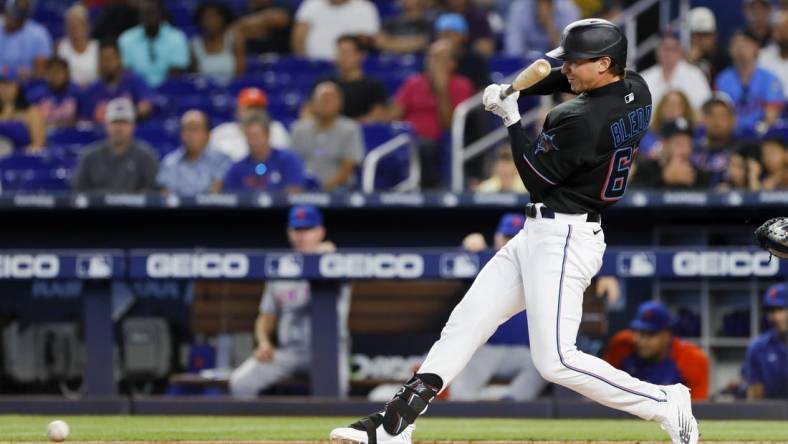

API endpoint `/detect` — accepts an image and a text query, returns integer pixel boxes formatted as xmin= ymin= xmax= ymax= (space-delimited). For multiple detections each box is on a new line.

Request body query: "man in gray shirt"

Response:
xmin=291 ymin=81 xmax=365 ymax=191
xmin=72 ymin=97 xmax=159 ymax=192
xmin=229 ymin=205 xmax=350 ymax=398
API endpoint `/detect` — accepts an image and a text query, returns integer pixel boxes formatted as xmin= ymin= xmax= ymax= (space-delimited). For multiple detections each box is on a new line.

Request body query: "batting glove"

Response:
xmin=483 ymin=83 xmax=521 ymax=127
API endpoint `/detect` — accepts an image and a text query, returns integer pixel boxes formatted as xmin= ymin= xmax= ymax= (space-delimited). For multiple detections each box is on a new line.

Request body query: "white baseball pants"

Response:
xmin=418 ymin=208 xmax=669 ymax=421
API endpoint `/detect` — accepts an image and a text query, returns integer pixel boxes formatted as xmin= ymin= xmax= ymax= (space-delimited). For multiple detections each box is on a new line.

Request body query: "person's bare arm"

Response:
xmin=233 ymin=32 xmax=247 ymax=76
xmin=210 ymin=179 xmax=223 ymax=194
xmin=136 ymin=101 xmax=153 ymax=120
xmin=235 ymin=8 xmax=291 ymax=40
xmin=26 ymin=107 xmax=46 ymax=151
xmin=473 ymin=38 xmax=496 ymax=58
xmin=253 ymin=313 xmax=277 ymax=362
xmin=323 ymin=159 xmax=357 ymax=191
xmin=359 ymin=104 xmax=388 ymax=123
xmin=747 ymin=383 xmax=765 ymax=400
xmin=764 ymin=104 xmax=782 ymax=126
xmin=375 ymin=32 xmax=429 ymax=54
xmin=291 ymin=22 xmax=309 ymax=56
xmin=388 ymin=102 xmax=405 ymax=121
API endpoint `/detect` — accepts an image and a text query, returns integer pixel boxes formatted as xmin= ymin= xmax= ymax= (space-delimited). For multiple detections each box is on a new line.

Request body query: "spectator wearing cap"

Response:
xmin=639 ymin=90 xmax=696 ymax=160
xmin=156 ymin=110 xmax=232 ymax=196
xmin=693 ymin=95 xmax=740 ymax=187
xmin=0 ymin=69 xmax=45 ymax=154
xmin=453 ymin=212 xmax=546 ymax=401
xmin=291 ymin=0 xmax=380 ymax=60
xmin=759 ymin=11 xmax=788 ymax=94
xmin=374 ymin=0 xmax=433 ymax=55
xmin=73 ymin=97 xmax=159 ymax=192
xmin=291 ymin=81 xmax=365 ymax=191
xmin=435 ymin=13 xmax=490 ymax=91
xmin=686 ymin=7 xmax=731 ymax=84
xmin=118 ymin=0 xmax=190 ymax=88
xmin=57 ymin=3 xmax=99 ymax=87
xmin=442 ymin=0 xmax=496 ymax=57
xmin=209 ymin=87 xmax=291 ymax=161
xmin=0 ymin=0 xmax=53 ymax=80
xmin=631 ymin=118 xmax=709 ymax=190
xmin=392 ymin=39 xmax=474 ymax=188
xmin=759 ymin=136 xmax=787 ymax=190
xmin=743 ymin=284 xmax=787 ymax=399
xmin=81 ymin=40 xmax=155 ymax=123
xmin=191 ymin=2 xmax=245 ymax=86
xmin=504 ymin=0 xmax=580 ymax=60
xmin=229 ymin=204 xmax=350 ymax=398
xmin=743 ymin=0 xmax=774 ymax=47
xmin=223 ymin=112 xmax=305 ymax=193
xmin=603 ymin=301 xmax=709 ymax=400
xmin=318 ymin=35 xmax=389 ymax=122
xmin=715 ymin=29 xmax=784 ymax=133
xmin=233 ymin=0 xmax=293 ymax=56
xmin=642 ymin=32 xmax=711 ymax=112
xmin=26 ymin=57 xmax=81 ymax=129
xmin=476 ymin=148 xmax=527 ymax=193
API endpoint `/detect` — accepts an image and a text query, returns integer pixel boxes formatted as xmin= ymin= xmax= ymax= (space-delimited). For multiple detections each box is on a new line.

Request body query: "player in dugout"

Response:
xmin=743 ymin=283 xmax=787 ymax=400
xmin=229 ymin=205 xmax=350 ymax=398
xmin=603 ymin=301 xmax=709 ymax=400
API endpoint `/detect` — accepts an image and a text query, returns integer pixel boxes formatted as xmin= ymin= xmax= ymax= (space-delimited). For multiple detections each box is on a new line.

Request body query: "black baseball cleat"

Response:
xmin=329 ymin=413 xmax=414 ymax=444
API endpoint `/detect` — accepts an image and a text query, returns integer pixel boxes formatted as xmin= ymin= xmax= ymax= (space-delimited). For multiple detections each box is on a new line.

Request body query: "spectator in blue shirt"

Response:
xmin=118 ymin=0 xmax=190 ymax=88
xmin=715 ymin=29 xmax=784 ymax=134
xmin=82 ymin=40 xmax=154 ymax=123
xmin=26 ymin=58 xmax=81 ymax=128
xmin=504 ymin=0 xmax=580 ymax=60
xmin=0 ymin=0 xmax=53 ymax=80
xmin=223 ymin=113 xmax=305 ymax=193
xmin=743 ymin=283 xmax=787 ymax=399
xmin=157 ymin=110 xmax=232 ymax=196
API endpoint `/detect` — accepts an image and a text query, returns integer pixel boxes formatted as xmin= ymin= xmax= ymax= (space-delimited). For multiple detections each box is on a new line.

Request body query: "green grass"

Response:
xmin=1 ymin=416 xmax=787 ymax=442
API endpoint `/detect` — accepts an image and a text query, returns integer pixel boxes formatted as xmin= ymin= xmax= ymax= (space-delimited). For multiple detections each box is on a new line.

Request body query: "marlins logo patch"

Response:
xmin=535 ymin=130 xmax=559 ymax=155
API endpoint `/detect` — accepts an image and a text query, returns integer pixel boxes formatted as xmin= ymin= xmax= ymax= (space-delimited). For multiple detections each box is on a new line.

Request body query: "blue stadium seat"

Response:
xmin=764 ymin=120 xmax=788 ymax=142
xmin=361 ymin=122 xmax=413 ymax=189
xmin=363 ymin=54 xmax=422 ymax=74
xmin=47 ymin=126 xmax=102 ymax=146
xmin=0 ymin=121 xmax=32 ymax=149
xmin=135 ymin=120 xmax=181 ymax=158
xmin=157 ymin=75 xmax=218 ymax=97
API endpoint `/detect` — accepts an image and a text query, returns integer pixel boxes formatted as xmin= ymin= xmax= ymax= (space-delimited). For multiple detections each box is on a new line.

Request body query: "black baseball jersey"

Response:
xmin=508 ymin=68 xmax=652 ymax=214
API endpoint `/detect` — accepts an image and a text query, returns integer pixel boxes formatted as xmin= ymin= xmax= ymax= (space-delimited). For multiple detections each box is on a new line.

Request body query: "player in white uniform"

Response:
xmin=330 ymin=19 xmax=698 ymax=444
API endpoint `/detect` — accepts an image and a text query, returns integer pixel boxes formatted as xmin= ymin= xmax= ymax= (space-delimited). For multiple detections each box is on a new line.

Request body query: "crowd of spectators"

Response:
xmin=0 ymin=0 xmax=785 ymax=194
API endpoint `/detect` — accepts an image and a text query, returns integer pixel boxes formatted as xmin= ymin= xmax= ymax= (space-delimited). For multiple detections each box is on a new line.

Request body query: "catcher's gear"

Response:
xmin=755 ymin=217 xmax=788 ymax=259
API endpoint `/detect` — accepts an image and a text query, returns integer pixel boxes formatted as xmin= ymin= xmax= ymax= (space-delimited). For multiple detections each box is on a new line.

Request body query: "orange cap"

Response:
xmin=237 ymin=87 xmax=268 ymax=107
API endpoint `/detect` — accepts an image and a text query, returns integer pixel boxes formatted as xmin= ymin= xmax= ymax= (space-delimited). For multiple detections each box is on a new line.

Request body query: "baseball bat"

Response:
xmin=499 ymin=59 xmax=552 ymax=99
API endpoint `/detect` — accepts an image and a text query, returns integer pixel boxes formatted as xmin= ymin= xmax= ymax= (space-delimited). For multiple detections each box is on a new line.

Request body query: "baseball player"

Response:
xmin=330 ymin=19 xmax=698 ymax=444
xmin=229 ymin=205 xmax=350 ymax=398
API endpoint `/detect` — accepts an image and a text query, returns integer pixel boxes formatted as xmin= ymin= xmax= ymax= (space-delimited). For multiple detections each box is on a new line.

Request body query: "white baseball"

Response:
xmin=47 ymin=420 xmax=70 ymax=442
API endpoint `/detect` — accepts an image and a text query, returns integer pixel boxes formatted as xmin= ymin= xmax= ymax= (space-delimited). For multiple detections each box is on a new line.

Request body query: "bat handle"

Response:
xmin=499 ymin=85 xmax=515 ymax=100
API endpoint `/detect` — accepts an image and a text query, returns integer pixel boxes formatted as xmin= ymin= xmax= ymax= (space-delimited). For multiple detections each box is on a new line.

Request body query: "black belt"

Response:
xmin=525 ymin=203 xmax=601 ymax=223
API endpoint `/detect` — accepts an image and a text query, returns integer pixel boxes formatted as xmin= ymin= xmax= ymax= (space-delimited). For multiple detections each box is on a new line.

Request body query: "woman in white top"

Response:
xmin=57 ymin=4 xmax=98 ymax=87
xmin=191 ymin=2 xmax=245 ymax=86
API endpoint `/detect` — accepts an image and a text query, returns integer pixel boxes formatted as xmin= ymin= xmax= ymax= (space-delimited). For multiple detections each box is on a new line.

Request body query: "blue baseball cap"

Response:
xmin=630 ymin=301 xmax=674 ymax=332
xmin=496 ymin=213 xmax=525 ymax=237
xmin=763 ymin=283 xmax=787 ymax=309
xmin=435 ymin=13 xmax=468 ymax=35
xmin=288 ymin=205 xmax=323 ymax=229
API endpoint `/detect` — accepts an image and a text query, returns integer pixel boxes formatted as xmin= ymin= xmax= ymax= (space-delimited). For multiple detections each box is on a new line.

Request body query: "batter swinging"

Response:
xmin=330 ymin=19 xmax=699 ymax=444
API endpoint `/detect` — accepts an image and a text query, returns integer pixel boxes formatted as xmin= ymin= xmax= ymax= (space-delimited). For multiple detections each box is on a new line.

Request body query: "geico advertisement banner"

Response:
xmin=0 ymin=253 xmax=121 ymax=279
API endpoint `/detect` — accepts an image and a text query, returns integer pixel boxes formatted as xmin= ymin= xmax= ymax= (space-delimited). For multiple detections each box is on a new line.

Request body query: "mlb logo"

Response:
xmin=616 ymin=252 xmax=656 ymax=277
xmin=440 ymin=254 xmax=479 ymax=278
xmin=265 ymin=254 xmax=303 ymax=278
xmin=76 ymin=254 xmax=113 ymax=279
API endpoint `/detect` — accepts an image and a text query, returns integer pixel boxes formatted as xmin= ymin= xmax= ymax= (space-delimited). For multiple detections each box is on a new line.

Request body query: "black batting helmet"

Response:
xmin=546 ymin=18 xmax=627 ymax=68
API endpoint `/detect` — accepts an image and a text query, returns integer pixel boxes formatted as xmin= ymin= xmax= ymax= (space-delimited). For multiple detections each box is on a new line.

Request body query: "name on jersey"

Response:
xmin=610 ymin=104 xmax=652 ymax=147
